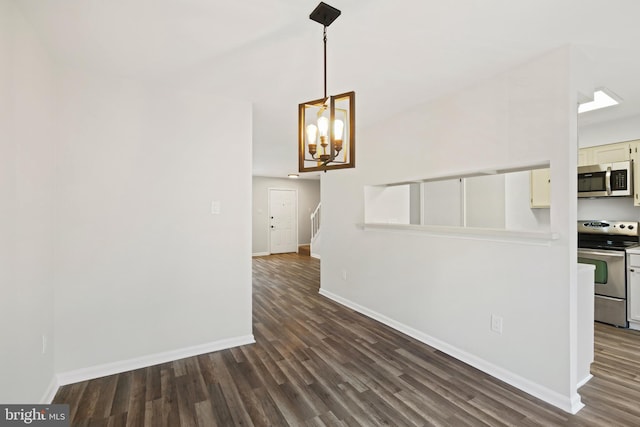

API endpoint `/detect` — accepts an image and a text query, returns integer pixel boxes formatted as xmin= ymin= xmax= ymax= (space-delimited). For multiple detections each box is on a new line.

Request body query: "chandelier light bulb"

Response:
xmin=317 ymin=116 xmax=329 ymax=139
xmin=333 ymin=119 xmax=344 ymax=140
xmin=333 ymin=119 xmax=344 ymax=153
xmin=306 ymin=124 xmax=318 ymax=145
xmin=306 ymin=124 xmax=318 ymax=156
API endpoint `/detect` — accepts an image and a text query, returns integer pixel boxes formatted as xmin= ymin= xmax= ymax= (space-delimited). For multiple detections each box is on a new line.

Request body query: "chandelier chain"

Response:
xmin=323 ymin=26 xmax=327 ymax=99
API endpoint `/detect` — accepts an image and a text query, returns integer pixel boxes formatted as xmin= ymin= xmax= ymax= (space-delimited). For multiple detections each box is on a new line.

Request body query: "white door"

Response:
xmin=269 ymin=189 xmax=298 ymax=254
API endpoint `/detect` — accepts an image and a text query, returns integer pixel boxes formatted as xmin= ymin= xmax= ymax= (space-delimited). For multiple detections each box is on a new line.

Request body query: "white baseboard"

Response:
xmin=56 ymin=334 xmax=255 ymax=387
xmin=576 ymin=373 xmax=593 ymax=389
xmin=252 ymin=252 xmax=270 ymax=257
xmin=310 ymin=253 xmax=321 ymax=259
xmin=318 ymin=288 xmax=584 ymax=415
xmin=41 ymin=376 xmax=60 ymax=404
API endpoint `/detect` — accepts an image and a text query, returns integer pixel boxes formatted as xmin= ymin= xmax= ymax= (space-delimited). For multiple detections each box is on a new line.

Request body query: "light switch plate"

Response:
xmin=491 ymin=314 xmax=503 ymax=334
xmin=211 ymin=201 xmax=221 ymax=215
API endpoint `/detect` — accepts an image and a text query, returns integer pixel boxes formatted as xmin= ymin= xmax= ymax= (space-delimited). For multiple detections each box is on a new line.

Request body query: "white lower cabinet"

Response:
xmin=627 ymin=252 xmax=640 ymax=330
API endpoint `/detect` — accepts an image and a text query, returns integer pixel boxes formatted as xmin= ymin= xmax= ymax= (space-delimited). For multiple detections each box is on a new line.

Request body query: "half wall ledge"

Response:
xmin=359 ymin=223 xmax=560 ymax=246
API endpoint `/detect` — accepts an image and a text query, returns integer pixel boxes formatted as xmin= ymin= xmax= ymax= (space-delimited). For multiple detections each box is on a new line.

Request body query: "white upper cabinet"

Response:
xmin=578 ymin=148 xmax=592 ymax=166
xmin=530 ymin=168 xmax=551 ymax=209
xmin=579 ymin=141 xmax=631 ymax=166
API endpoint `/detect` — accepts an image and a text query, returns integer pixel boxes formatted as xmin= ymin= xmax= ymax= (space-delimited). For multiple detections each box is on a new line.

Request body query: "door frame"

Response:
xmin=267 ymin=187 xmax=299 ymax=254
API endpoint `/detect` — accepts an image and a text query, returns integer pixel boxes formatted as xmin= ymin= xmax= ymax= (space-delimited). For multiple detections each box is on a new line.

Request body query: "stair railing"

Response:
xmin=310 ymin=202 xmax=321 ymax=242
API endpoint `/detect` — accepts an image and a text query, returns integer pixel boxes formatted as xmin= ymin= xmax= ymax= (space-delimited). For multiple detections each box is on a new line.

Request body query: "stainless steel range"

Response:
xmin=578 ymin=220 xmax=640 ymax=327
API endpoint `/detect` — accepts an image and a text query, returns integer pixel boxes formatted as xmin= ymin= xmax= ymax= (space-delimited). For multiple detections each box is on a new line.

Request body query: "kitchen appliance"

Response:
xmin=578 ymin=220 xmax=640 ymax=327
xmin=577 ymin=160 xmax=633 ymax=198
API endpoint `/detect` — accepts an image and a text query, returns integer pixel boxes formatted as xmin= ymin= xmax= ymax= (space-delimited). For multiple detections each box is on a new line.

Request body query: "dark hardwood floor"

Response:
xmin=53 ymin=253 xmax=640 ymax=426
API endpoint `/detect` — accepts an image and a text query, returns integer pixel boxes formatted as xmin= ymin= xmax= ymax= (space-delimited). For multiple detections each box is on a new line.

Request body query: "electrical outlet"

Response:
xmin=42 ymin=335 xmax=47 ymax=354
xmin=490 ymin=314 xmax=503 ymax=334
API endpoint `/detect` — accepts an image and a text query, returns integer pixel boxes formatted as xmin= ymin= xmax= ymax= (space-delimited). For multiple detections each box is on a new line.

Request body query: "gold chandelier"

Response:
xmin=298 ymin=2 xmax=355 ymax=173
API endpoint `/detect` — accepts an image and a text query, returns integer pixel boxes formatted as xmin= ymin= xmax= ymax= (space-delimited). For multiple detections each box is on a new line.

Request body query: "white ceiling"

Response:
xmin=15 ymin=0 xmax=640 ymax=178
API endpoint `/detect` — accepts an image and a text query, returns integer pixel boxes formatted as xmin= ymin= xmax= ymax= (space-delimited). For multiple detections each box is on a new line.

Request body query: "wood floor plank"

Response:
xmin=109 ymin=371 xmax=132 ymax=418
xmin=218 ymin=350 xmax=270 ymax=425
xmin=193 ymin=399 xmax=217 ymax=427
xmin=56 ymin=380 xmax=88 ymax=424
xmin=252 ymin=384 xmax=289 ymax=426
xmin=143 ymin=398 xmax=161 ymax=427
xmin=53 ymin=253 xmax=640 ymax=426
xmin=159 ymin=365 xmax=180 ymax=427
xmin=206 ymin=353 xmax=255 ymax=426
xmin=206 ymin=383 xmax=235 ymax=426
xmin=106 ymin=413 xmax=128 ymax=427
xmin=125 ymin=369 xmax=146 ymax=427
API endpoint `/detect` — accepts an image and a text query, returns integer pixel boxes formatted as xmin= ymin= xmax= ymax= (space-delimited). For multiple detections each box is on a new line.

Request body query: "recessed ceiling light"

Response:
xmin=578 ymin=88 xmax=621 ymax=114
xmin=288 ymin=174 xmax=299 ymax=178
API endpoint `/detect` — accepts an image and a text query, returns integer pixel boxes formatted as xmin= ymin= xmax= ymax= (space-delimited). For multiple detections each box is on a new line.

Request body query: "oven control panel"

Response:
xmin=578 ymin=220 xmax=640 ymax=236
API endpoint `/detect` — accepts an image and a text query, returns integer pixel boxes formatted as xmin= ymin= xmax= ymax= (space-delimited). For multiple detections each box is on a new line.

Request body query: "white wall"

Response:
xmin=579 ymin=113 xmax=640 ymax=148
xmin=321 ymin=47 xmax=585 ymax=412
xmin=252 ymin=176 xmax=320 ymax=255
xmin=364 ymin=185 xmax=411 ymax=224
xmin=505 ymin=171 xmax=551 ymax=231
xmin=423 ymin=179 xmax=463 ymax=226
xmin=53 ymin=69 xmax=253 ymax=375
xmin=2 ymin=0 xmax=254 ymax=400
xmin=465 ymin=174 xmax=505 ymax=228
xmin=0 ymin=0 xmax=56 ymax=403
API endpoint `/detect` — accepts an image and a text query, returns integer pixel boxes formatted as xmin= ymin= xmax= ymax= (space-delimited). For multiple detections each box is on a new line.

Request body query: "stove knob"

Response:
xmin=630 ymin=225 xmax=635 ymax=230
xmin=621 ymin=224 xmax=626 ymax=229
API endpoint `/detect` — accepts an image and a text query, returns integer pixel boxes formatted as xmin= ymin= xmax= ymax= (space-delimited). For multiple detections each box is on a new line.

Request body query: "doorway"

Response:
xmin=268 ymin=188 xmax=298 ymax=254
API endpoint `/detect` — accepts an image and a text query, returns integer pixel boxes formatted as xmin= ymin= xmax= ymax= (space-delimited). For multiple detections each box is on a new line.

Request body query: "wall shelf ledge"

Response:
xmin=359 ymin=222 xmax=560 ymax=245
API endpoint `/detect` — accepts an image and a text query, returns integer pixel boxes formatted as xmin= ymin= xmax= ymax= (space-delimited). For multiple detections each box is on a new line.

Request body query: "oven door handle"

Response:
xmin=606 ymin=166 xmax=612 ymax=195
xmin=578 ymin=249 xmax=625 ymax=258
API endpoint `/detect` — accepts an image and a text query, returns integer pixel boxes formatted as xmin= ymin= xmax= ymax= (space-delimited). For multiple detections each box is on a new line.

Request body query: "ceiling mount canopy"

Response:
xmin=309 ymin=2 xmax=341 ymax=27
xmin=299 ymin=2 xmax=356 ymax=173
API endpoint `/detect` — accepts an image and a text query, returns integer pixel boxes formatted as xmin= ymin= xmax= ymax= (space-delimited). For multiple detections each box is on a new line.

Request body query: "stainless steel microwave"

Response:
xmin=578 ymin=160 xmax=633 ymax=198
